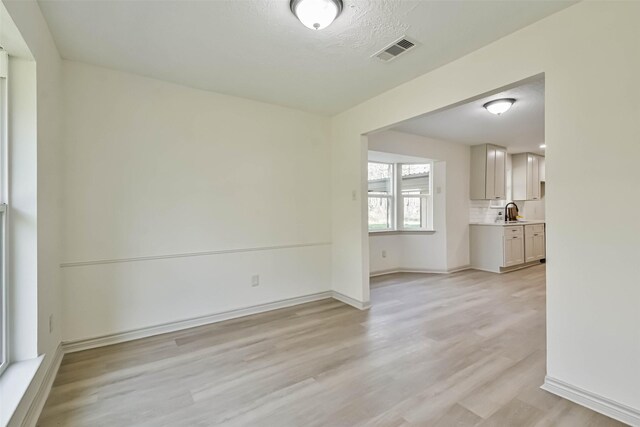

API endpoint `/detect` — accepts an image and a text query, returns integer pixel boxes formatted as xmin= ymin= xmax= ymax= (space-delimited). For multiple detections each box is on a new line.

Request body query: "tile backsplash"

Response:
xmin=469 ymin=200 xmax=503 ymax=223
xmin=469 ymin=198 xmax=545 ymax=223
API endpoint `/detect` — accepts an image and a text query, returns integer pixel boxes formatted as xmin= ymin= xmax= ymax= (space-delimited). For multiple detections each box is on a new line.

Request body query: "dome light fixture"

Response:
xmin=540 ymin=144 xmax=546 ymax=149
xmin=483 ymin=98 xmax=516 ymax=115
xmin=290 ymin=0 xmax=343 ymax=30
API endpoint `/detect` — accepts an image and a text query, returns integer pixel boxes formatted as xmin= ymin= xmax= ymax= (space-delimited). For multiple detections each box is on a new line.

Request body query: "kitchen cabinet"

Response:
xmin=524 ymin=224 xmax=545 ymax=262
xmin=512 ymin=153 xmax=544 ymax=201
xmin=470 ymin=144 xmax=507 ymax=200
xmin=503 ymin=228 xmax=525 ymax=267
xmin=470 ymin=222 xmax=545 ymax=273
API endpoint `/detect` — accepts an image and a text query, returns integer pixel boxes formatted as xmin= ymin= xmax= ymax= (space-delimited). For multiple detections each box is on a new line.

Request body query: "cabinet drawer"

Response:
xmin=503 ymin=226 xmax=523 ymax=237
xmin=525 ymin=224 xmax=545 ymax=235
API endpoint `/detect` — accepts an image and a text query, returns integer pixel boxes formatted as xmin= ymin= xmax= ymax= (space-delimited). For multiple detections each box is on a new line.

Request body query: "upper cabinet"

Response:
xmin=470 ymin=144 xmax=507 ymax=200
xmin=512 ymin=153 xmax=544 ymax=201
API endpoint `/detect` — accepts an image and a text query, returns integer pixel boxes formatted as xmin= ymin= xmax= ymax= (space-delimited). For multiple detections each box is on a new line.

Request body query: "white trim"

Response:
xmin=369 ymin=229 xmax=436 ymax=235
xmin=370 ymin=265 xmax=472 ymax=277
xmin=467 ymin=260 xmax=544 ymax=274
xmin=542 ymin=376 xmax=640 ymax=426
xmin=62 ymin=290 xmax=371 ymax=354
xmin=0 ymin=51 xmax=7 ymax=78
xmin=331 ymin=291 xmax=371 ymax=310
xmin=21 ymin=345 xmax=63 ymax=427
xmin=60 ymin=241 xmax=331 ymax=268
xmin=63 ymin=292 xmax=334 ymax=353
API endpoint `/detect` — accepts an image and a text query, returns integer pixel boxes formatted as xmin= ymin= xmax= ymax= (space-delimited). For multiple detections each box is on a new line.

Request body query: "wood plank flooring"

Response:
xmin=38 ymin=265 xmax=623 ymax=426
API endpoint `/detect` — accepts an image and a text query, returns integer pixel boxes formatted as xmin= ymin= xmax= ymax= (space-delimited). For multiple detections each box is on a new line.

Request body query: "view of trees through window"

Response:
xmin=401 ymin=164 xmax=430 ymax=229
xmin=367 ymin=162 xmax=393 ymax=230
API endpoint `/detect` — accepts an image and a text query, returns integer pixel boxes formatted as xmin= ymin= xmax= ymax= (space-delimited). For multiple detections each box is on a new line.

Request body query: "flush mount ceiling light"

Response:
xmin=483 ymin=98 xmax=516 ymax=115
xmin=290 ymin=0 xmax=343 ymax=30
xmin=540 ymin=144 xmax=546 ymax=149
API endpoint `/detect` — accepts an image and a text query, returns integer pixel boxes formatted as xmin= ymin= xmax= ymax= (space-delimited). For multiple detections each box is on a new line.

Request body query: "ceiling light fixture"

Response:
xmin=540 ymin=144 xmax=546 ymax=149
xmin=290 ymin=0 xmax=343 ymax=30
xmin=483 ymin=98 xmax=516 ymax=115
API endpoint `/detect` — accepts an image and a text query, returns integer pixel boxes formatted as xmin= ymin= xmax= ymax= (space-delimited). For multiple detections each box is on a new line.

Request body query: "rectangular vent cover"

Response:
xmin=373 ymin=36 xmax=419 ymax=62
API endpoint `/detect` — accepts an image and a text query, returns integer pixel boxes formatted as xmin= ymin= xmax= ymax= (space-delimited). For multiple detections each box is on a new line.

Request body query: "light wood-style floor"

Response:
xmin=38 ymin=265 xmax=623 ymax=426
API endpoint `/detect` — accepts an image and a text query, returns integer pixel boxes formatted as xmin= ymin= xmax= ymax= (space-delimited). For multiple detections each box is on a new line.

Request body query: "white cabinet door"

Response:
xmin=471 ymin=144 xmax=507 ymax=200
xmin=513 ymin=153 xmax=544 ymax=201
xmin=524 ymin=232 xmax=536 ymax=262
xmin=485 ymin=145 xmax=496 ymax=199
xmin=503 ymin=235 xmax=525 ymax=267
xmin=533 ymin=232 xmax=545 ymax=259
xmin=524 ymin=225 xmax=546 ymax=262
xmin=526 ymin=155 xmax=534 ymax=199
xmin=531 ymin=155 xmax=540 ymax=200
xmin=494 ymin=147 xmax=506 ymax=200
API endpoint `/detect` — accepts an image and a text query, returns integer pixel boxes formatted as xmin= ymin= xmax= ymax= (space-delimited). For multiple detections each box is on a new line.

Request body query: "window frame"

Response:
xmin=368 ymin=160 xmax=434 ymax=233
xmin=0 ymin=50 xmax=8 ymax=376
xmin=397 ymin=162 xmax=434 ymax=231
xmin=367 ymin=161 xmax=395 ymax=232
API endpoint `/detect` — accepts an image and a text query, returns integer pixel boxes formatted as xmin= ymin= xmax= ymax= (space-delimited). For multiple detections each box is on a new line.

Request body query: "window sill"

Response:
xmin=0 ymin=356 xmax=43 ymax=426
xmin=369 ymin=229 xmax=436 ymax=235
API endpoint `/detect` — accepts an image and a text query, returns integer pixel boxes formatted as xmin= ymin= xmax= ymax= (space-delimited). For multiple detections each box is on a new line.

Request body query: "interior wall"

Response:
xmin=331 ymin=1 xmax=640 ymax=414
xmin=60 ymin=61 xmax=332 ymax=342
xmin=367 ymin=130 xmax=470 ymax=274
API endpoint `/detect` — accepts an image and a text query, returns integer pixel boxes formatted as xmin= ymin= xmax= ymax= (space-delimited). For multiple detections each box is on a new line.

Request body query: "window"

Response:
xmin=367 ymin=162 xmax=394 ymax=230
xmin=0 ymin=50 xmax=7 ymax=375
xmin=368 ymin=161 xmax=433 ymax=232
xmin=399 ymin=163 xmax=432 ymax=230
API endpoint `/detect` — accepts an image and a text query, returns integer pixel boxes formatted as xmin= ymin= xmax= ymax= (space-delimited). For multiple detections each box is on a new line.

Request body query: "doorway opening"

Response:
xmin=364 ymin=74 xmax=545 ymax=288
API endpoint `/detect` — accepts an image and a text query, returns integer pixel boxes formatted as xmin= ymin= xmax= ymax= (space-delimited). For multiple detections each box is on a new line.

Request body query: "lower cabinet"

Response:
xmin=470 ymin=223 xmax=545 ymax=273
xmin=524 ymin=224 xmax=545 ymax=262
xmin=503 ymin=233 xmax=524 ymax=267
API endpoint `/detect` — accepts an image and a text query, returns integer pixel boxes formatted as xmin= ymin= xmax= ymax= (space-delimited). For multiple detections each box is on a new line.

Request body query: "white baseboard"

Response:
xmin=63 ymin=291 xmax=334 ymax=353
xmin=447 ymin=264 xmax=472 ymax=273
xmin=62 ymin=290 xmax=371 ymax=353
xmin=21 ymin=344 xmax=64 ymax=427
xmin=370 ymin=265 xmax=472 ymax=277
xmin=332 ymin=291 xmax=371 ymax=310
xmin=369 ymin=268 xmax=403 ymax=277
xmin=542 ymin=376 xmax=640 ymax=426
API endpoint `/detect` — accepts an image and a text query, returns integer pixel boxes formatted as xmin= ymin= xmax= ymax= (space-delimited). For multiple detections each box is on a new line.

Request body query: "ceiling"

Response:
xmin=38 ymin=0 xmax=573 ymax=115
xmin=392 ymin=78 xmax=545 ymax=154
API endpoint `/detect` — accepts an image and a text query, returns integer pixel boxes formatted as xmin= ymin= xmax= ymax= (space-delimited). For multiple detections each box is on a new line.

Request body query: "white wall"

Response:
xmin=331 ymin=1 xmax=640 ymax=415
xmin=367 ymin=131 xmax=470 ymax=275
xmin=60 ymin=61 xmax=332 ymax=342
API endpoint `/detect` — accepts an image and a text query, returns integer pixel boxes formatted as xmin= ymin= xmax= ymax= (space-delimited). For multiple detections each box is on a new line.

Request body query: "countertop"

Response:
xmin=469 ymin=220 xmax=545 ymax=227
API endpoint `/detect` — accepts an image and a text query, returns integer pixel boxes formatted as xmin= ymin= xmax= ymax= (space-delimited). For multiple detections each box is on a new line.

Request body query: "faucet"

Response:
xmin=504 ymin=202 xmax=519 ymax=222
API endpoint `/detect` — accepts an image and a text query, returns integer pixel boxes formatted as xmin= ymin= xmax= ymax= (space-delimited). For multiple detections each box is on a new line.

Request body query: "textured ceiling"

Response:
xmin=38 ymin=0 xmax=573 ymax=115
xmin=393 ymin=78 xmax=545 ymax=154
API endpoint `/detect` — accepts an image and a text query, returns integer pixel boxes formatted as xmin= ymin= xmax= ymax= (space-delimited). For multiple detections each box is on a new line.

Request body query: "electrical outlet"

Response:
xmin=49 ymin=314 xmax=53 ymax=333
xmin=251 ymin=275 xmax=260 ymax=287
xmin=382 ymin=250 xmax=387 ymax=258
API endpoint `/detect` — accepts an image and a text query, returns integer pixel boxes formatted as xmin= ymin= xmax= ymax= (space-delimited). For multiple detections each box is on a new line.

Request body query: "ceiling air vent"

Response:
xmin=373 ymin=36 xmax=419 ymax=62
